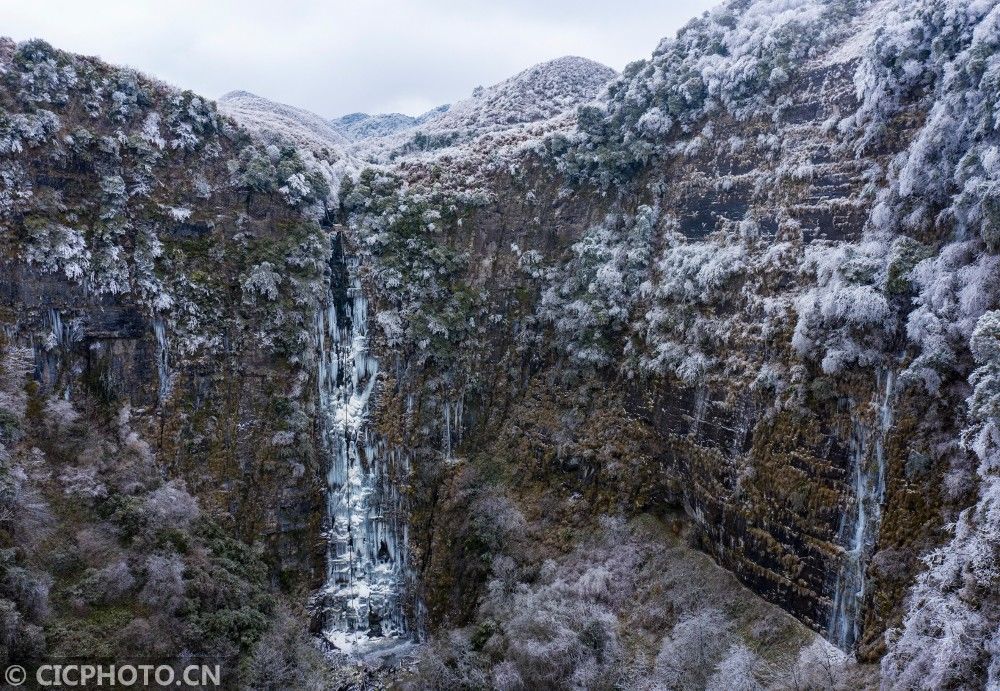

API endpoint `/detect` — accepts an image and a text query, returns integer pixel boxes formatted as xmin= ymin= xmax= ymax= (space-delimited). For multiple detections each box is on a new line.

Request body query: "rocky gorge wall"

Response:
xmin=0 ymin=37 xmax=342 ymax=676
xmin=344 ymin=6 xmax=996 ymax=676
xmin=3 ymin=1 xmax=1000 ymax=687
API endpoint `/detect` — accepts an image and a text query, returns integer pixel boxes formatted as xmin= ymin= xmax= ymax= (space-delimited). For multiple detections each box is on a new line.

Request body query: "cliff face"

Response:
xmin=343 ymin=1 xmax=1000 ymax=685
xmin=0 ymin=37 xmax=336 ymax=675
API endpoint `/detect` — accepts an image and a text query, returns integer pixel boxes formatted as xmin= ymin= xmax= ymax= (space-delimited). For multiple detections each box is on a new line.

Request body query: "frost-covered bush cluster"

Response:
xmin=566 ymin=0 xmax=858 ymax=179
xmin=22 ymin=221 xmax=91 ymax=281
xmin=218 ymin=90 xmax=357 ymax=209
xmin=792 ymin=238 xmax=895 ymax=374
xmin=231 ymin=143 xmax=328 ymax=208
xmin=537 ymin=206 xmax=655 ymax=367
xmin=638 ymin=230 xmax=751 ymax=383
xmin=407 ymin=515 xmax=862 ymax=690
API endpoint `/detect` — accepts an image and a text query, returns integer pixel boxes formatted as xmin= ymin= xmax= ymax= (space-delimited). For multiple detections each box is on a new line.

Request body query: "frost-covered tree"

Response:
xmin=639 ymin=229 xmax=748 ymax=382
xmin=539 ymin=206 xmax=656 ymax=367
xmin=22 ymin=220 xmax=91 ymax=281
xmin=792 ymin=239 xmax=895 ymax=375
xmin=706 ymin=644 xmax=765 ymax=691
xmin=653 ymin=607 xmax=735 ymax=689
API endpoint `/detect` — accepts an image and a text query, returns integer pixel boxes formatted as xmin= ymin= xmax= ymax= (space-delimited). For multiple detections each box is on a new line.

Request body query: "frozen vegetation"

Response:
xmin=3 ymin=0 xmax=1000 ymax=688
xmin=405 ymin=515 xmax=870 ymax=690
xmin=331 ymin=106 xmax=450 ymax=142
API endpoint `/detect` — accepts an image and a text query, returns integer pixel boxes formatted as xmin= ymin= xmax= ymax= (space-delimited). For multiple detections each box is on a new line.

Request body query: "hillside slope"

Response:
xmin=353 ymin=55 xmax=616 ymax=164
xmin=219 ymin=89 xmax=357 ymax=206
xmin=331 ymin=105 xmax=449 ymax=141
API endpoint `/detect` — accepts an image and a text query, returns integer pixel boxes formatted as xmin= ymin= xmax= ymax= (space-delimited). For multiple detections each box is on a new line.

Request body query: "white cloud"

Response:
xmin=0 ymin=0 xmax=717 ymax=116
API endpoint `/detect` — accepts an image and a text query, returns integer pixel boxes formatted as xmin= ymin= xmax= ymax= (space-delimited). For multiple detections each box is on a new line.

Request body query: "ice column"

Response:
xmin=828 ymin=369 xmax=895 ymax=650
xmin=314 ymin=257 xmax=409 ymax=652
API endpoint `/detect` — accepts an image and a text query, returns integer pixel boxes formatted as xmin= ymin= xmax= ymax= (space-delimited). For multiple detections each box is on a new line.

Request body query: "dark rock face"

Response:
xmin=2 ymin=231 xmax=329 ymax=593
xmin=629 ymin=378 xmax=848 ymax=633
xmin=358 ymin=51 xmax=959 ymax=661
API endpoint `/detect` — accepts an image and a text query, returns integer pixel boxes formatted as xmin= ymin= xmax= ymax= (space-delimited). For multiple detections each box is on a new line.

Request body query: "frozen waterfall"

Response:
xmin=828 ymin=369 xmax=895 ymax=650
xmin=313 ymin=255 xmax=410 ymax=652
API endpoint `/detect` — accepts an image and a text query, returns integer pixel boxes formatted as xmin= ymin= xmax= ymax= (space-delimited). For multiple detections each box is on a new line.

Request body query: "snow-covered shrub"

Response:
xmin=243 ymin=262 xmax=282 ymax=302
xmin=165 ymin=91 xmax=219 ymax=151
xmin=2 ymin=564 xmax=51 ymax=622
xmin=485 ymin=581 xmax=623 ymax=689
xmin=22 ymin=220 xmax=91 ymax=281
xmin=74 ymin=527 xmax=118 ymax=567
xmin=88 ymin=223 xmax=133 ymax=295
xmin=0 ymin=597 xmax=45 ymax=663
xmin=706 ymin=644 xmax=765 ymax=691
xmin=139 ymin=553 xmax=186 ymax=613
xmin=13 ymin=39 xmax=78 ymax=105
xmin=792 ymin=239 xmax=894 ymax=374
xmin=902 ymin=243 xmax=999 ymax=393
xmin=232 ymin=144 xmax=327 ymax=207
xmin=653 ymin=607 xmax=735 ymax=689
xmin=638 ymin=230 xmax=747 ymax=382
xmin=788 ymin=637 xmax=853 ymax=690
xmin=469 ymin=492 xmax=528 ymax=556
xmin=0 ymin=109 xmax=61 ymax=154
xmin=73 ymin=560 xmax=136 ymax=607
xmin=143 ymin=480 xmax=200 ymax=533
xmin=0 ymin=345 xmax=33 ymax=426
xmin=242 ymin=606 xmax=330 ymax=691
xmin=407 ymin=629 xmax=491 ymax=690
xmin=58 ymin=465 xmax=108 ymax=502
xmin=539 ymin=206 xmax=655 ymax=367
xmin=43 ymin=397 xmax=79 ymax=433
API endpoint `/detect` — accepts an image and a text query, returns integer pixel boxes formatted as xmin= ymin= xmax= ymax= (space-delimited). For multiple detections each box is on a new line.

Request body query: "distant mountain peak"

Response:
xmin=218 ymin=90 xmax=349 ymax=155
xmin=341 ymin=55 xmax=617 ymax=163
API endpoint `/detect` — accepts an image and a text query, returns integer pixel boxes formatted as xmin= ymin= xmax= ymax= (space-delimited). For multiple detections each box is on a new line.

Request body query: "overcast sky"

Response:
xmin=0 ymin=1 xmax=717 ymax=117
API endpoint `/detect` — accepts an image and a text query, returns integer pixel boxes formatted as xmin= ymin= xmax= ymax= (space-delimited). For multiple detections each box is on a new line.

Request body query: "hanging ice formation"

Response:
xmin=37 ymin=308 xmax=77 ymax=396
xmin=153 ymin=315 xmax=170 ymax=403
xmin=442 ymin=398 xmax=464 ymax=461
xmin=828 ymin=369 xmax=896 ymax=650
xmin=314 ymin=253 xmax=410 ymax=652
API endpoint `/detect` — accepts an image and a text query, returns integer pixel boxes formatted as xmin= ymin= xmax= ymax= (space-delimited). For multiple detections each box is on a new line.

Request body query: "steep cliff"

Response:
xmin=0 ymin=36 xmax=336 ymax=683
xmin=338 ymin=0 xmax=1000 ymax=686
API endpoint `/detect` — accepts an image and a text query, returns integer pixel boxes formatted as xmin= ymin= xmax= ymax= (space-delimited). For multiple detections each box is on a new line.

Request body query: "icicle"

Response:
xmin=314 ymin=254 xmax=410 ymax=653
xmin=444 ymin=399 xmax=452 ymax=459
xmin=153 ymin=316 xmax=171 ymax=404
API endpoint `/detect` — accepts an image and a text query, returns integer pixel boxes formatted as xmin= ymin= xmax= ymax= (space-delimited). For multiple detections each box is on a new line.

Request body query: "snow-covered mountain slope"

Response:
xmin=353 ymin=55 xmax=617 ymax=163
xmin=219 ymin=89 xmax=349 ymax=156
xmin=331 ymin=105 xmax=449 ymax=141
xmin=419 ymin=56 xmax=615 ymax=134
xmin=219 ymin=90 xmax=359 ymax=206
